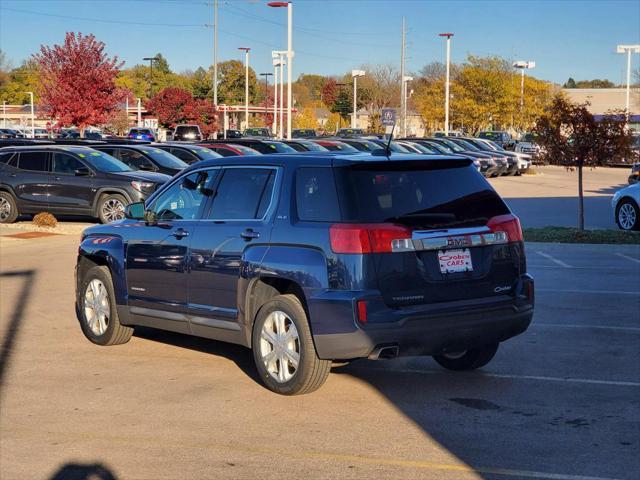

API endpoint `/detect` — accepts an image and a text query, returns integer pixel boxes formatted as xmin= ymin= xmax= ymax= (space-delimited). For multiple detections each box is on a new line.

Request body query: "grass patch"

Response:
xmin=524 ymin=227 xmax=640 ymax=244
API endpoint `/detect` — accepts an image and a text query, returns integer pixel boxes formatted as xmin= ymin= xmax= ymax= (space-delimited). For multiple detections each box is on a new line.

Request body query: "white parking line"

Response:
xmin=537 ymin=288 xmax=639 ymax=295
xmin=615 ymin=252 xmax=640 ymax=264
xmin=535 ymin=251 xmax=572 ymax=268
xmin=535 ymin=323 xmax=640 ymax=332
xmin=352 ymin=367 xmax=640 ymax=387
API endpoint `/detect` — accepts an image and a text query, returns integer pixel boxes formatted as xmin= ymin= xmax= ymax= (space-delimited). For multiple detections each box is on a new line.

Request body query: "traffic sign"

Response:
xmin=381 ymin=108 xmax=396 ymax=126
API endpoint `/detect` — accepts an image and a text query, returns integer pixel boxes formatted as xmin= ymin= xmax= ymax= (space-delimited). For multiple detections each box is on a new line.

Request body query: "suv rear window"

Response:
xmin=335 ymin=162 xmax=509 ymax=228
xmin=295 ymin=167 xmax=340 ymax=222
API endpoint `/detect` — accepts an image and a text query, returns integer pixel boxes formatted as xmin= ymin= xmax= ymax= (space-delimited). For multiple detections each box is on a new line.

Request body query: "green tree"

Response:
xmin=0 ymin=59 xmax=41 ymax=104
xmin=217 ymin=60 xmax=258 ymax=106
xmin=563 ymin=77 xmax=577 ymax=88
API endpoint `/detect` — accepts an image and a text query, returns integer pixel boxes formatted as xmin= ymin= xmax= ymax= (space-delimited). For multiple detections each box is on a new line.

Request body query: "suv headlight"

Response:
xmin=131 ymin=181 xmax=155 ymax=195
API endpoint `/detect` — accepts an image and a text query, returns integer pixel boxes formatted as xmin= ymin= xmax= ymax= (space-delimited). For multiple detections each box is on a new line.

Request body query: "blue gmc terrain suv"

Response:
xmin=75 ymin=152 xmax=534 ymax=395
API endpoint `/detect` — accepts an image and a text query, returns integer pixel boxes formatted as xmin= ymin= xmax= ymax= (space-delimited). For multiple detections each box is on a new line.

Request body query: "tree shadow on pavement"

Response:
xmin=0 ymin=270 xmax=35 ymax=393
xmin=48 ymin=462 xmax=117 ymax=480
xmin=504 ymin=196 xmax=615 ymax=229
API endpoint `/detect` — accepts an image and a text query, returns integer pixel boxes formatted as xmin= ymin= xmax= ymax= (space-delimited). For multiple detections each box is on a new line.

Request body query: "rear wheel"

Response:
xmin=0 ymin=191 xmax=18 ymax=223
xmin=98 ymin=194 xmax=127 ymax=224
xmin=616 ymin=199 xmax=639 ymax=231
xmin=433 ymin=343 xmax=499 ymax=371
xmin=252 ymin=294 xmax=331 ymax=395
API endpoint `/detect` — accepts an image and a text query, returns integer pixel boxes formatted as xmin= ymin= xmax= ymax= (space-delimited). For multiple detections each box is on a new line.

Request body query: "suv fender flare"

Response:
xmin=78 ymin=234 xmax=128 ymax=307
xmin=92 ymin=188 xmax=134 ymax=216
xmin=0 ymin=183 xmax=18 ymax=199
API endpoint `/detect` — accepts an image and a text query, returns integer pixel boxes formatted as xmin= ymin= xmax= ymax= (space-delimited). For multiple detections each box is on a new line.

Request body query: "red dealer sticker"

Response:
xmin=438 ymin=249 xmax=473 ymax=274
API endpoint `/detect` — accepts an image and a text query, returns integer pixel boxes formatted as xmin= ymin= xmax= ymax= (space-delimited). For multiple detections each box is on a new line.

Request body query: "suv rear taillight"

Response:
xmin=487 ymin=214 xmax=523 ymax=243
xmin=330 ymin=223 xmax=412 ymax=254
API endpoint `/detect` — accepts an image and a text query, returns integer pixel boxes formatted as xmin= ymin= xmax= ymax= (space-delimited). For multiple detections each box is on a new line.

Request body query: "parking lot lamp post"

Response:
xmin=260 ymin=72 xmax=273 ymax=126
xmin=143 ymin=56 xmax=159 ymax=99
xmin=438 ymin=33 xmax=454 ymax=136
xmin=351 ymin=70 xmax=365 ymax=129
xmin=513 ymin=60 xmax=535 ymax=117
xmin=616 ymin=45 xmax=640 ymax=124
xmin=238 ymin=47 xmax=251 ymax=131
xmin=136 ymin=98 xmax=142 ymax=127
xmin=402 ymin=76 xmax=413 ymax=135
xmin=25 ymin=92 xmax=34 ymax=138
xmin=274 ymin=55 xmax=286 ymax=139
xmin=272 ymin=57 xmax=279 ymax=137
xmin=268 ymin=1 xmax=293 ymax=139
xmin=3 ymin=100 xmax=7 ymax=128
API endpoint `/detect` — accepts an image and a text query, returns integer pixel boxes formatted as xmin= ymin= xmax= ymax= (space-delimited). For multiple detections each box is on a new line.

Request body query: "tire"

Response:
xmin=78 ymin=265 xmax=133 ymax=346
xmin=616 ymin=199 xmax=640 ymax=231
xmin=252 ymin=294 xmax=331 ymax=395
xmin=0 ymin=191 xmax=19 ymax=223
xmin=97 ymin=193 xmax=127 ymax=224
xmin=433 ymin=343 xmax=499 ymax=371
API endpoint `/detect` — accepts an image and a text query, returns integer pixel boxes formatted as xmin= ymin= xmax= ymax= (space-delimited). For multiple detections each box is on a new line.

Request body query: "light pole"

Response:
xmin=402 ymin=76 xmax=413 ymax=136
xmin=268 ymin=2 xmax=293 ymax=140
xmin=143 ymin=56 xmax=159 ymax=98
xmin=513 ymin=60 xmax=535 ymax=127
xmin=272 ymin=57 xmax=279 ymax=137
xmin=238 ymin=47 xmax=251 ymax=131
xmin=616 ymin=45 xmax=640 ymax=124
xmin=3 ymin=100 xmax=7 ymax=128
xmin=351 ymin=70 xmax=365 ymax=129
xmin=272 ymin=52 xmax=286 ymax=139
xmin=136 ymin=98 xmax=142 ymax=127
xmin=260 ymin=72 xmax=273 ymax=129
xmin=438 ymin=33 xmax=454 ymax=136
xmin=25 ymin=92 xmax=34 ymax=138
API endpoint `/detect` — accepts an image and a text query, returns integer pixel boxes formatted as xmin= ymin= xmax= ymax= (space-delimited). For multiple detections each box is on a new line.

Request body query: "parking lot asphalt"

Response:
xmin=0 ymin=233 xmax=638 ymax=480
xmin=491 ymin=165 xmax=630 ymax=229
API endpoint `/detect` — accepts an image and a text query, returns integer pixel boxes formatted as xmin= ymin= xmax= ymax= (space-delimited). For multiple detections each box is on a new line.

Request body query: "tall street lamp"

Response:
xmin=402 ymin=76 xmax=413 ymax=136
xmin=351 ymin=70 xmax=365 ymax=129
xmin=24 ymin=92 xmax=34 ymax=138
xmin=143 ymin=56 xmax=159 ymax=98
xmin=238 ymin=47 xmax=251 ymax=130
xmin=273 ymin=52 xmax=286 ymax=139
xmin=513 ymin=60 xmax=535 ymax=114
xmin=616 ymin=44 xmax=640 ymax=124
xmin=260 ymin=72 xmax=273 ymax=128
xmin=438 ymin=33 xmax=454 ymax=136
xmin=268 ymin=1 xmax=293 ymax=140
xmin=272 ymin=57 xmax=280 ymax=137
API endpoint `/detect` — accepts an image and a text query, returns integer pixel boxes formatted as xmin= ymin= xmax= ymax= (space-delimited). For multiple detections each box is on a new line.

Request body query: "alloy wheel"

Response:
xmin=618 ymin=203 xmax=637 ymax=230
xmin=0 ymin=197 xmax=11 ymax=221
xmin=101 ymin=198 xmax=125 ymax=223
xmin=84 ymin=279 xmax=110 ymax=335
xmin=259 ymin=310 xmax=300 ymax=383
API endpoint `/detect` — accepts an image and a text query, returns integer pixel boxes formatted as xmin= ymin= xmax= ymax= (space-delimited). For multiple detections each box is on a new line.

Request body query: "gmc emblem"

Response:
xmin=447 ymin=236 xmax=470 ymax=247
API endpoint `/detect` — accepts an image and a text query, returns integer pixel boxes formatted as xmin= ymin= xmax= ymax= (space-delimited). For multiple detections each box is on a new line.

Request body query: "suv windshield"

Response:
xmin=79 ymin=149 xmax=132 ymax=172
xmin=263 ymin=142 xmax=297 ymax=153
xmin=436 ymin=139 xmax=466 ymax=153
xmin=139 ymin=147 xmax=189 ymax=169
xmin=335 ymin=163 xmax=509 ymax=228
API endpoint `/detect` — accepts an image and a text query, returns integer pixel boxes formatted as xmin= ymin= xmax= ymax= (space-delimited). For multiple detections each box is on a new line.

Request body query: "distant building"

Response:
xmin=562 ymin=88 xmax=640 ymax=130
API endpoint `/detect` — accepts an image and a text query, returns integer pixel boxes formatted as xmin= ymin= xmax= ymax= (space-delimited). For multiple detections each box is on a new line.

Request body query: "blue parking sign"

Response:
xmin=381 ymin=108 xmax=396 ymax=126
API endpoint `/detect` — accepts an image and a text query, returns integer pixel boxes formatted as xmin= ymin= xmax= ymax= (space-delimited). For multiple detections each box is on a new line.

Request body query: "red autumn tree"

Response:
xmin=34 ymin=32 xmax=126 ymax=135
xmin=147 ymin=87 xmax=218 ymax=138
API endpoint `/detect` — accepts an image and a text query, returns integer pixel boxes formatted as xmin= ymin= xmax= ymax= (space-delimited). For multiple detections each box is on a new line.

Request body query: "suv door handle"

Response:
xmin=240 ymin=229 xmax=260 ymax=240
xmin=172 ymin=228 xmax=189 ymax=239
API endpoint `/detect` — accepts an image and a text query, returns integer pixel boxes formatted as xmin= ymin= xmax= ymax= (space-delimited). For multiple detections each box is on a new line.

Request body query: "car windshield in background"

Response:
xmin=522 ymin=133 xmax=537 ymax=143
xmin=139 ymin=147 xmax=189 ymax=169
xmin=228 ymin=144 xmax=261 ymax=155
xmin=438 ymin=139 xmax=466 ymax=153
xmin=245 ymin=128 xmax=270 ymax=137
xmin=187 ymin=147 xmax=220 ymax=160
xmin=298 ymin=141 xmax=328 ymax=151
xmin=79 ymin=149 xmax=132 ymax=172
xmin=480 ymin=132 xmax=502 ymax=140
xmin=335 ymin=163 xmax=508 ymax=228
xmin=264 ymin=142 xmax=297 ymax=153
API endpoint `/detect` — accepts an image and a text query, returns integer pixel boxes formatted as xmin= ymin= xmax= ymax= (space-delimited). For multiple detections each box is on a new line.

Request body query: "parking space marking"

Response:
xmin=615 ymin=252 xmax=640 ymax=265
xmin=535 ymin=251 xmax=572 ymax=268
xmin=537 ymin=288 xmax=639 ymax=295
xmin=351 ymin=367 xmax=640 ymax=388
xmin=528 ymin=264 xmax=629 ymax=271
xmin=535 ymin=323 xmax=640 ymax=332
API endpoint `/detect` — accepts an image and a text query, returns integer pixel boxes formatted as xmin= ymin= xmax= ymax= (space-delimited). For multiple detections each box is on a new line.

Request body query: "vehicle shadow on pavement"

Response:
xmin=133 ymin=327 xmax=261 ymax=384
xmin=585 ymin=184 xmax=628 ymax=195
xmin=48 ymin=462 xmax=117 ymax=480
xmin=0 ymin=270 xmax=35 ymax=392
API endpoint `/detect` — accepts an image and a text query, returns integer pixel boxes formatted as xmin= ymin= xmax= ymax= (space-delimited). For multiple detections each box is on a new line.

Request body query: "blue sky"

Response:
xmin=1 ymin=0 xmax=639 ymax=84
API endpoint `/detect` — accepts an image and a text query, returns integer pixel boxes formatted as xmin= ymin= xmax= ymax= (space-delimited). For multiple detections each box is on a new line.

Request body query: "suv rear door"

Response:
xmin=49 ymin=151 xmax=96 ymax=213
xmin=11 ymin=151 xmax=52 ymax=211
xmin=333 ymin=161 xmax=525 ymax=308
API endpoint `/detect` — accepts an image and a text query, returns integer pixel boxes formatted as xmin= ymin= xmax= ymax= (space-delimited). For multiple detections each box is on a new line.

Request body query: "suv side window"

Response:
xmin=119 ymin=149 xmax=155 ymax=170
xmin=53 ymin=152 xmax=85 ymax=174
xmin=295 ymin=167 xmax=340 ymax=222
xmin=0 ymin=152 xmax=15 ymax=164
xmin=150 ymin=170 xmax=215 ymax=221
xmin=208 ymin=168 xmax=276 ymax=220
xmin=17 ymin=151 xmax=49 ymax=172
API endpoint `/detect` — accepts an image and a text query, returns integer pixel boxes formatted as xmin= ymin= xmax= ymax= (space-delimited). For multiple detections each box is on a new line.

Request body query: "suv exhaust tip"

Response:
xmin=368 ymin=344 xmax=399 ymax=360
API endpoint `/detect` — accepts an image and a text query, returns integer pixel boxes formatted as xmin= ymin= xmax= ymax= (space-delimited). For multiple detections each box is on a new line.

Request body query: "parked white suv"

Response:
xmin=612 ymin=183 xmax=640 ymax=231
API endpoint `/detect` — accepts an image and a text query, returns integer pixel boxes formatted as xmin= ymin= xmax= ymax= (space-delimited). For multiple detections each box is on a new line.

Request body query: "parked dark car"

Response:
xmin=428 ymin=137 xmax=502 ymax=177
xmin=153 ymin=143 xmax=221 ymax=164
xmin=478 ymin=131 xmax=515 ymax=150
xmin=207 ymin=139 xmax=297 ymax=155
xmin=199 ymin=143 xmax=262 ymax=157
xmin=337 ymin=138 xmax=383 ymax=152
xmin=0 ymin=145 xmax=170 ymax=224
xmin=224 ymin=129 xmax=243 ymax=139
xmin=74 ymin=151 xmax=534 ymax=395
xmin=127 ymin=128 xmax=156 ymax=142
xmin=172 ymin=125 xmax=202 ymax=142
xmin=447 ymin=138 xmax=511 ymax=176
xmin=629 ymin=162 xmax=640 ymax=185
xmin=244 ymin=127 xmax=272 ymax=138
xmin=292 ymin=129 xmax=317 ymax=138
xmin=281 ymin=140 xmax=329 ymax=152
xmin=310 ymin=139 xmax=359 ymax=152
xmin=460 ymin=138 xmax=519 ymax=175
xmin=335 ymin=128 xmax=364 ymax=138
xmin=92 ymin=144 xmax=188 ymax=176
xmin=366 ymin=139 xmax=412 ymax=154
xmin=1 ymin=139 xmax=55 ymax=148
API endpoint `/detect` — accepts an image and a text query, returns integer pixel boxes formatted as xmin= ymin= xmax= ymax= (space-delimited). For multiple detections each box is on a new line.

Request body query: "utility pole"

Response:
xmin=238 ymin=47 xmax=251 ymax=130
xmin=352 ymin=70 xmax=365 ymax=129
xmin=513 ymin=60 xmax=535 ymax=127
xmin=439 ymin=33 xmax=454 ymax=135
xmin=617 ymin=44 xmax=640 ymax=124
xmin=279 ymin=55 xmax=285 ymax=139
xmin=213 ymin=0 xmax=218 ymax=107
xmin=2 ymin=101 xmax=6 ymax=128
xmin=260 ymin=72 xmax=273 ymax=128
xmin=26 ymin=92 xmax=34 ymax=138
xmin=400 ymin=17 xmax=406 ymax=137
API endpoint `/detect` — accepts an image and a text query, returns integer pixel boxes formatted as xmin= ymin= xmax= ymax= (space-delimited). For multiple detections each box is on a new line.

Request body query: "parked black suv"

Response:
xmin=153 ymin=142 xmax=221 ymax=164
xmin=75 ymin=151 xmax=534 ymax=395
xmin=0 ymin=146 xmax=170 ymax=224
xmin=92 ymin=144 xmax=188 ymax=176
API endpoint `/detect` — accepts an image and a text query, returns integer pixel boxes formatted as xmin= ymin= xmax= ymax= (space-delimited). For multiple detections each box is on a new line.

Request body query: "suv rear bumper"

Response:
xmin=311 ymin=275 xmax=534 ymax=360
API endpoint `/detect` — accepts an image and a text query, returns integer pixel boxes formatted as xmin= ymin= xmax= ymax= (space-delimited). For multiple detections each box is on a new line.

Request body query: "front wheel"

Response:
xmin=252 ymin=294 xmax=331 ymax=395
xmin=433 ymin=343 xmax=499 ymax=371
xmin=98 ymin=194 xmax=127 ymax=224
xmin=0 ymin=191 xmax=19 ymax=223
xmin=616 ymin=199 xmax=639 ymax=231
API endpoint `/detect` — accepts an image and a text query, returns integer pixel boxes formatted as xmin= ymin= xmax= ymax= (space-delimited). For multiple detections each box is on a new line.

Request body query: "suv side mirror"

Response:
xmin=124 ymin=202 xmax=146 ymax=220
xmin=75 ymin=167 xmax=91 ymax=176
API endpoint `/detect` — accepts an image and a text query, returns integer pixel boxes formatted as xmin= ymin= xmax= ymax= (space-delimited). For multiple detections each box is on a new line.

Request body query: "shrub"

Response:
xmin=33 ymin=212 xmax=58 ymax=228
